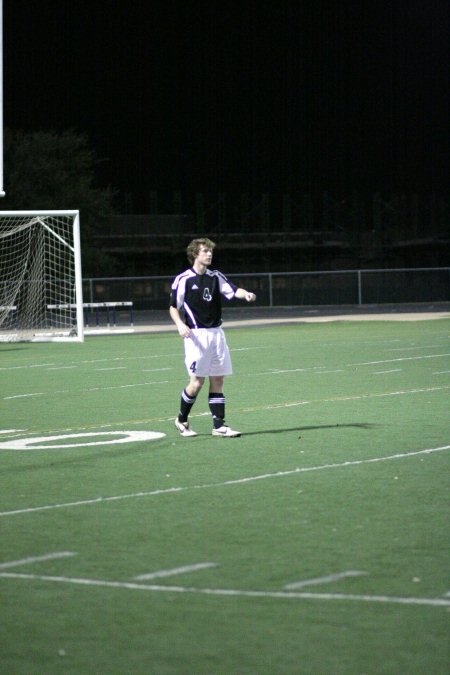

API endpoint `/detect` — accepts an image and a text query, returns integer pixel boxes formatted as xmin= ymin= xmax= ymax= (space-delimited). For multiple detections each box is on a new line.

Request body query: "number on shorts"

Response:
xmin=189 ymin=361 xmax=197 ymax=373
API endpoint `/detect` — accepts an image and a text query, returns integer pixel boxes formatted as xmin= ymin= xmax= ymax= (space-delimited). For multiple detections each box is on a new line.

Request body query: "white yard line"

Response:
xmin=0 ymin=363 xmax=56 ymax=371
xmin=284 ymin=570 xmax=368 ymax=590
xmin=3 ymin=380 xmax=170 ymax=400
xmin=0 ymin=445 xmax=448 ymax=518
xmin=4 ymin=393 xmax=45 ymax=399
xmin=84 ymin=381 xmax=170 ymax=392
xmin=269 ymin=368 xmax=307 ymax=374
xmin=134 ymin=562 xmax=218 ymax=581
xmin=240 ymin=385 xmax=450 ymax=413
xmin=0 ymin=551 xmax=76 ymax=570
xmin=372 ymin=369 xmax=402 ymax=375
xmin=0 ymin=352 xmax=188 ymax=372
xmin=269 ymin=354 xmax=450 ymax=376
xmin=385 ymin=345 xmax=442 ymax=351
xmin=0 ymin=571 xmax=448 ymax=608
xmin=348 ymin=353 xmax=450 ymax=366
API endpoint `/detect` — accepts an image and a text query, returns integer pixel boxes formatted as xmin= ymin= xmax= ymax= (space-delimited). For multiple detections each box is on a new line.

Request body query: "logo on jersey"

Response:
xmin=203 ymin=288 xmax=212 ymax=302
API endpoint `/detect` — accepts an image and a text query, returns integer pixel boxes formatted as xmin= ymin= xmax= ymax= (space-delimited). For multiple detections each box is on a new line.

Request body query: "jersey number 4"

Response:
xmin=189 ymin=361 xmax=197 ymax=373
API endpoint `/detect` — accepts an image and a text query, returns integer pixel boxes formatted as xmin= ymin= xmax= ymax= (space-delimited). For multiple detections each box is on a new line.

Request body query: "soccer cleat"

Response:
xmin=174 ymin=418 xmax=198 ymax=437
xmin=212 ymin=425 xmax=241 ymax=437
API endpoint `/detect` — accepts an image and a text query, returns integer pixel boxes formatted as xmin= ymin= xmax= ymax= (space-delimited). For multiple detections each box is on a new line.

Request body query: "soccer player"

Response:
xmin=170 ymin=237 xmax=256 ymax=437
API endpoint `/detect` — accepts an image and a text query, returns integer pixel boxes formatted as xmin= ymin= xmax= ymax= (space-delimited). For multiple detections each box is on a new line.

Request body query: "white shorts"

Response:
xmin=184 ymin=327 xmax=233 ymax=377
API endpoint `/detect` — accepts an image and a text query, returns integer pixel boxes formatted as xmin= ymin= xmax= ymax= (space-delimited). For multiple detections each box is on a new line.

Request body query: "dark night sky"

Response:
xmin=4 ymin=0 xmax=449 ymax=209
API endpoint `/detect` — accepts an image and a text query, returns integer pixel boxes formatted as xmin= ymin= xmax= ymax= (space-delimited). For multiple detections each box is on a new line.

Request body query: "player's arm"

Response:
xmin=216 ymin=272 xmax=256 ymax=302
xmin=235 ymin=288 xmax=257 ymax=302
xmin=169 ymin=305 xmax=191 ymax=338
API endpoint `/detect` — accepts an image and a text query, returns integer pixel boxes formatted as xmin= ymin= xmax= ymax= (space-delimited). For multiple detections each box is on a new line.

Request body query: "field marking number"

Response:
xmin=0 ymin=430 xmax=165 ymax=450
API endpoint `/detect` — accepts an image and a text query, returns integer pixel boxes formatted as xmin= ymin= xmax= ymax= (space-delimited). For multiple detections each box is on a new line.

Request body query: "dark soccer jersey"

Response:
xmin=170 ymin=268 xmax=238 ymax=328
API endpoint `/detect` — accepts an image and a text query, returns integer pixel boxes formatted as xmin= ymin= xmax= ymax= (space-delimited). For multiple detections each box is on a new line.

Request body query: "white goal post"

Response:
xmin=0 ymin=210 xmax=84 ymax=342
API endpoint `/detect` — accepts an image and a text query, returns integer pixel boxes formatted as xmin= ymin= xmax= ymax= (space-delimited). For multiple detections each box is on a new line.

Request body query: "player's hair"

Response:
xmin=186 ymin=237 xmax=216 ymax=264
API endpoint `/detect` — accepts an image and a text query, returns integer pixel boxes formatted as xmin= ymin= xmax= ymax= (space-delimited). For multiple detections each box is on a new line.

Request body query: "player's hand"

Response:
xmin=245 ymin=292 xmax=256 ymax=302
xmin=178 ymin=324 xmax=191 ymax=338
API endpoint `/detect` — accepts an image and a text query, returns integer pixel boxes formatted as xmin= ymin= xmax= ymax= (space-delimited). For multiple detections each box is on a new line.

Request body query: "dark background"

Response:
xmin=4 ymin=0 xmax=449 ymax=213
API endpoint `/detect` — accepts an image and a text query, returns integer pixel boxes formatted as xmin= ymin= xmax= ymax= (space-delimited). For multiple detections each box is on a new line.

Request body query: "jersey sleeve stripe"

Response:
xmin=183 ymin=302 xmax=198 ymax=328
xmin=172 ymin=269 xmax=194 ymax=289
xmin=210 ymin=270 xmax=237 ymax=299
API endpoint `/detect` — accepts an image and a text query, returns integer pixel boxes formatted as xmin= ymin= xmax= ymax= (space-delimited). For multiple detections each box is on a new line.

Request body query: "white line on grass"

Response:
xmin=0 ymin=356 xmax=167 ymax=372
xmin=284 ymin=570 xmax=368 ymax=589
xmin=134 ymin=562 xmax=218 ymax=581
xmin=4 ymin=368 xmax=449 ymax=403
xmin=0 ymin=363 xmax=56 ymax=371
xmin=349 ymin=353 xmax=450 ymax=366
xmin=84 ymin=380 xmax=170 ymax=392
xmin=372 ymin=369 xmax=402 ymax=375
xmin=0 ymin=572 xmax=448 ymax=608
xmin=75 ymin=356 xmax=174 ymax=364
xmin=0 ymin=445 xmax=448 ymax=518
xmin=268 ymin=354 xmax=450 ymax=376
xmin=240 ymin=385 xmax=450 ymax=414
xmin=3 ymin=380 xmax=170 ymax=401
xmin=269 ymin=368 xmax=307 ymax=374
xmin=231 ymin=347 xmax=264 ymax=351
xmin=385 ymin=345 xmax=441 ymax=351
xmin=433 ymin=370 xmax=450 ymax=375
xmin=4 ymin=393 xmax=45 ymax=399
xmin=0 ymin=552 xmax=77 ymax=570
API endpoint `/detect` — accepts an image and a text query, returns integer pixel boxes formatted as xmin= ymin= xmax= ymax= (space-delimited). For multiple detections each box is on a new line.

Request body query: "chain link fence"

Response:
xmin=82 ymin=268 xmax=449 ymax=311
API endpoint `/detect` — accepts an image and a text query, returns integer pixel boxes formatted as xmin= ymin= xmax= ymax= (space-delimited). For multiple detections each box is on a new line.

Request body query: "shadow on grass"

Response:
xmin=0 ymin=347 xmax=29 ymax=352
xmin=240 ymin=422 xmax=377 ymax=437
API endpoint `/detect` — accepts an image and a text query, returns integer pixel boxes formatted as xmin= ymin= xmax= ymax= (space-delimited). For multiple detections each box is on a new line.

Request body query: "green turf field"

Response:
xmin=1 ymin=319 xmax=449 ymax=674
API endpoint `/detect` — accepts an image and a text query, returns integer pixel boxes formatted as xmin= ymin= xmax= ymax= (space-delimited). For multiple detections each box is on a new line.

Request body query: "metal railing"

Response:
xmin=82 ymin=267 xmax=450 ymax=311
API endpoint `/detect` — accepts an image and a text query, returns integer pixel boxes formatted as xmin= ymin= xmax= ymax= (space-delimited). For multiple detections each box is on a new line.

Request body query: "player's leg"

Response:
xmin=185 ymin=375 xmax=205 ymax=398
xmin=181 ymin=375 xmax=204 ymax=421
xmin=176 ymin=330 xmax=211 ymax=437
xmin=208 ymin=375 xmax=226 ymax=428
xmin=208 ymin=376 xmax=240 ymax=437
xmin=208 ymin=331 xmax=240 ymax=437
xmin=175 ymin=375 xmax=204 ymax=437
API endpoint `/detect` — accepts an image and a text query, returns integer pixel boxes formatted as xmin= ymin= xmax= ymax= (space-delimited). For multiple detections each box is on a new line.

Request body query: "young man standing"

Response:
xmin=170 ymin=237 xmax=256 ymax=437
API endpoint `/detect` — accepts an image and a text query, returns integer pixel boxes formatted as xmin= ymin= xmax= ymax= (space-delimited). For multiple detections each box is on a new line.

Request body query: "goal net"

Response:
xmin=0 ymin=210 xmax=84 ymax=342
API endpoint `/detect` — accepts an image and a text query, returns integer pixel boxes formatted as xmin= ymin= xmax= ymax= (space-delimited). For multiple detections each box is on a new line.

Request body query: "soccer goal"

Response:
xmin=0 ymin=210 xmax=84 ymax=342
